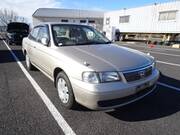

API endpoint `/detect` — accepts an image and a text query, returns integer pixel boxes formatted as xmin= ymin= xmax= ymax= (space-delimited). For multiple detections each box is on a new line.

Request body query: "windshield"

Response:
xmin=52 ymin=24 xmax=110 ymax=46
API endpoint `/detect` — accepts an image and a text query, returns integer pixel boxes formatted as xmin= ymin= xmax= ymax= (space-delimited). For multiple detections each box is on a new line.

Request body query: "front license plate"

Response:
xmin=136 ymin=82 xmax=150 ymax=93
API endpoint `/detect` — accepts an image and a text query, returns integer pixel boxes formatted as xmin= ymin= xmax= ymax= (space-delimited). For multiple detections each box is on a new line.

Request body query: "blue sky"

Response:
xmin=61 ymin=0 xmax=171 ymax=10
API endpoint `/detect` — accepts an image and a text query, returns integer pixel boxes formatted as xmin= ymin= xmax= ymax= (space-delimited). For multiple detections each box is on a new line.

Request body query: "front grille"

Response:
xmin=98 ymin=84 xmax=155 ymax=107
xmin=123 ymin=66 xmax=152 ymax=82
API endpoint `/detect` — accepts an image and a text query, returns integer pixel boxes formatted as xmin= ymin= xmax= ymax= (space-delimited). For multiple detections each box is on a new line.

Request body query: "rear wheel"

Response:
xmin=25 ymin=53 xmax=34 ymax=70
xmin=56 ymin=72 xmax=76 ymax=109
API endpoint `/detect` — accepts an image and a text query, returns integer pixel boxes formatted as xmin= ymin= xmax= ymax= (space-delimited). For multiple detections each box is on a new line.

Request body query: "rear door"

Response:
xmin=33 ymin=25 xmax=53 ymax=76
xmin=27 ymin=27 xmax=40 ymax=64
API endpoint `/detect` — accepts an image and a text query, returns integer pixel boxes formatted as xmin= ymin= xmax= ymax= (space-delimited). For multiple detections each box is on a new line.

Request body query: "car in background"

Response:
xmin=22 ymin=23 xmax=159 ymax=110
xmin=6 ymin=22 xmax=29 ymax=45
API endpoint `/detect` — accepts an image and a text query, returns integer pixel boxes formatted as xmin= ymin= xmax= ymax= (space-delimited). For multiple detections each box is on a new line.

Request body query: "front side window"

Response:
xmin=29 ymin=27 xmax=40 ymax=41
xmin=36 ymin=26 xmax=49 ymax=43
xmin=119 ymin=16 xmax=130 ymax=23
xmin=52 ymin=25 xmax=110 ymax=46
xmin=159 ymin=11 xmax=177 ymax=21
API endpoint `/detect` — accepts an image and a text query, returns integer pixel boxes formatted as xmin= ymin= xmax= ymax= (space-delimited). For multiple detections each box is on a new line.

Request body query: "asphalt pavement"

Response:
xmin=0 ymin=40 xmax=180 ymax=135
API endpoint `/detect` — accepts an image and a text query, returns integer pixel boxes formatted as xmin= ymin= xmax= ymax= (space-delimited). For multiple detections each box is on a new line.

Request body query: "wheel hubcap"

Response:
xmin=57 ymin=78 xmax=69 ymax=104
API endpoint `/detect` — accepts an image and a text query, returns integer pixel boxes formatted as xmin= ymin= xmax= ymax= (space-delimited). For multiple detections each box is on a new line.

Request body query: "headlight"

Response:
xmin=99 ymin=72 xmax=120 ymax=83
xmin=82 ymin=71 xmax=121 ymax=83
xmin=82 ymin=72 xmax=99 ymax=83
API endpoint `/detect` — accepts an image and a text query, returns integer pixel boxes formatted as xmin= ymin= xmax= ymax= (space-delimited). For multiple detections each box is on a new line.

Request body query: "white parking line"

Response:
xmin=121 ymin=45 xmax=180 ymax=67
xmin=3 ymin=40 xmax=76 ymax=135
xmin=141 ymin=50 xmax=180 ymax=57
xmin=156 ymin=60 xmax=180 ymax=67
xmin=120 ymin=43 xmax=180 ymax=52
xmin=121 ymin=44 xmax=180 ymax=57
xmin=157 ymin=82 xmax=180 ymax=92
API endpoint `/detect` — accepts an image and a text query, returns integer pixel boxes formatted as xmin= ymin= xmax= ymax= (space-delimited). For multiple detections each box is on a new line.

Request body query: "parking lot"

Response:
xmin=0 ymin=38 xmax=180 ymax=135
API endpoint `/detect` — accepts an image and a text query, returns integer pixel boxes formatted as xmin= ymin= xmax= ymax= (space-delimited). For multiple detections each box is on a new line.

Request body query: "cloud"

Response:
xmin=0 ymin=0 xmax=62 ymax=23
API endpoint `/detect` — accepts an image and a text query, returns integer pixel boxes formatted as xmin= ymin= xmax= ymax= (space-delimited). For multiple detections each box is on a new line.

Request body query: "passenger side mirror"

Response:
xmin=41 ymin=38 xmax=49 ymax=46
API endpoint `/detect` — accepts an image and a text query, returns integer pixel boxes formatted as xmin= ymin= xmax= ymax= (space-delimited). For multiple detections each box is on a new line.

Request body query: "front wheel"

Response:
xmin=56 ymin=72 xmax=76 ymax=109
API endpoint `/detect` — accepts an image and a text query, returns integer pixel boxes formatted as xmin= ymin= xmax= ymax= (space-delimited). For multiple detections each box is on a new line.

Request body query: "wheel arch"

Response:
xmin=53 ymin=67 xmax=64 ymax=87
xmin=24 ymin=49 xmax=27 ymax=55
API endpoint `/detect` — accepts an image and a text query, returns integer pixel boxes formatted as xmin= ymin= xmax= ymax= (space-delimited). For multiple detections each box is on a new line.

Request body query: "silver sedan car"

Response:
xmin=22 ymin=23 xmax=159 ymax=110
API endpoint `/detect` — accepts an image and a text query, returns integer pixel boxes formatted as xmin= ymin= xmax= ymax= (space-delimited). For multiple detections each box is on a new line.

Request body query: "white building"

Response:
xmin=32 ymin=8 xmax=104 ymax=31
xmin=104 ymin=1 xmax=180 ymax=42
xmin=32 ymin=2 xmax=180 ymax=43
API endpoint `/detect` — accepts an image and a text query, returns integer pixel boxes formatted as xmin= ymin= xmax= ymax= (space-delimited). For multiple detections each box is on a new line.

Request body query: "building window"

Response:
xmin=80 ymin=20 xmax=87 ymax=23
xmin=159 ymin=11 xmax=177 ymax=21
xmin=61 ymin=19 xmax=68 ymax=22
xmin=88 ymin=20 xmax=95 ymax=23
xmin=119 ymin=16 xmax=130 ymax=23
xmin=106 ymin=18 xmax=110 ymax=25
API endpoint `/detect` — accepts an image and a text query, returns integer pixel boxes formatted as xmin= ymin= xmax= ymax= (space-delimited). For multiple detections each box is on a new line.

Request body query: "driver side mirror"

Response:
xmin=41 ymin=38 xmax=49 ymax=46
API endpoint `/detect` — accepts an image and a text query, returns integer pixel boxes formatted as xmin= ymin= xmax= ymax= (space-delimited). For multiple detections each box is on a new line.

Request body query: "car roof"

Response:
xmin=35 ymin=22 xmax=89 ymax=27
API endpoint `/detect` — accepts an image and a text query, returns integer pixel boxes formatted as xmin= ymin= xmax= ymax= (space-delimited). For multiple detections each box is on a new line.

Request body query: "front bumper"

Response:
xmin=71 ymin=69 xmax=159 ymax=110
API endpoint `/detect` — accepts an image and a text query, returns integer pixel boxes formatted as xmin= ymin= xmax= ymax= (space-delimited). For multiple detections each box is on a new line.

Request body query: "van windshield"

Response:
xmin=51 ymin=24 xmax=111 ymax=46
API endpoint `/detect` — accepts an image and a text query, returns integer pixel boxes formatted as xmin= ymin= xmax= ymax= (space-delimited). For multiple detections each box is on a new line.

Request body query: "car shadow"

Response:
xmin=73 ymin=104 xmax=93 ymax=112
xmin=107 ymin=74 xmax=180 ymax=122
xmin=0 ymin=37 xmax=5 ymax=40
xmin=0 ymin=50 xmax=25 ymax=63
xmin=159 ymin=73 xmax=180 ymax=88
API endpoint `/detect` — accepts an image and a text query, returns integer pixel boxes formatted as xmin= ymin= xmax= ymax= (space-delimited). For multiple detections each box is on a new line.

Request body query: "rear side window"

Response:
xmin=29 ymin=27 xmax=40 ymax=41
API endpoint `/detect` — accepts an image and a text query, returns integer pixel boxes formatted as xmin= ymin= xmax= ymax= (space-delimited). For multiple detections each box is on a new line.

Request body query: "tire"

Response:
xmin=6 ymin=39 xmax=9 ymax=45
xmin=56 ymin=72 xmax=76 ymax=109
xmin=25 ymin=53 xmax=34 ymax=70
xmin=7 ymin=39 xmax=12 ymax=45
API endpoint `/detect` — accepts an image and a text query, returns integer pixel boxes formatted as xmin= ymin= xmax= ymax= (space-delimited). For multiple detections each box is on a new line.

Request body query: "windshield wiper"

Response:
xmin=57 ymin=41 xmax=112 ymax=46
xmin=75 ymin=41 xmax=112 ymax=45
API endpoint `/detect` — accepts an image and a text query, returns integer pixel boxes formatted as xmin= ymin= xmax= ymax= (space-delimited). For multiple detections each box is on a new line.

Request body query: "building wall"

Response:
xmin=104 ymin=1 xmax=180 ymax=34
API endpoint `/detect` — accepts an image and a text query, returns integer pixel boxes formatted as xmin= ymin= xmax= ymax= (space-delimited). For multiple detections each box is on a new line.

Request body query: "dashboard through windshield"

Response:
xmin=51 ymin=24 xmax=110 ymax=46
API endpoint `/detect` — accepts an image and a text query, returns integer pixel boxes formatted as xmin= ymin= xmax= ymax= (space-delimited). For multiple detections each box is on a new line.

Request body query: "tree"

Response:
xmin=18 ymin=16 xmax=28 ymax=23
xmin=0 ymin=9 xmax=18 ymax=26
xmin=0 ymin=8 xmax=28 ymax=26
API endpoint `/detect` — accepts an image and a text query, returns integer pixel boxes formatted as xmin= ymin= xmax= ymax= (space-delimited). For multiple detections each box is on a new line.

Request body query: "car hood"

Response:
xmin=7 ymin=22 xmax=29 ymax=33
xmin=57 ymin=44 xmax=153 ymax=71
